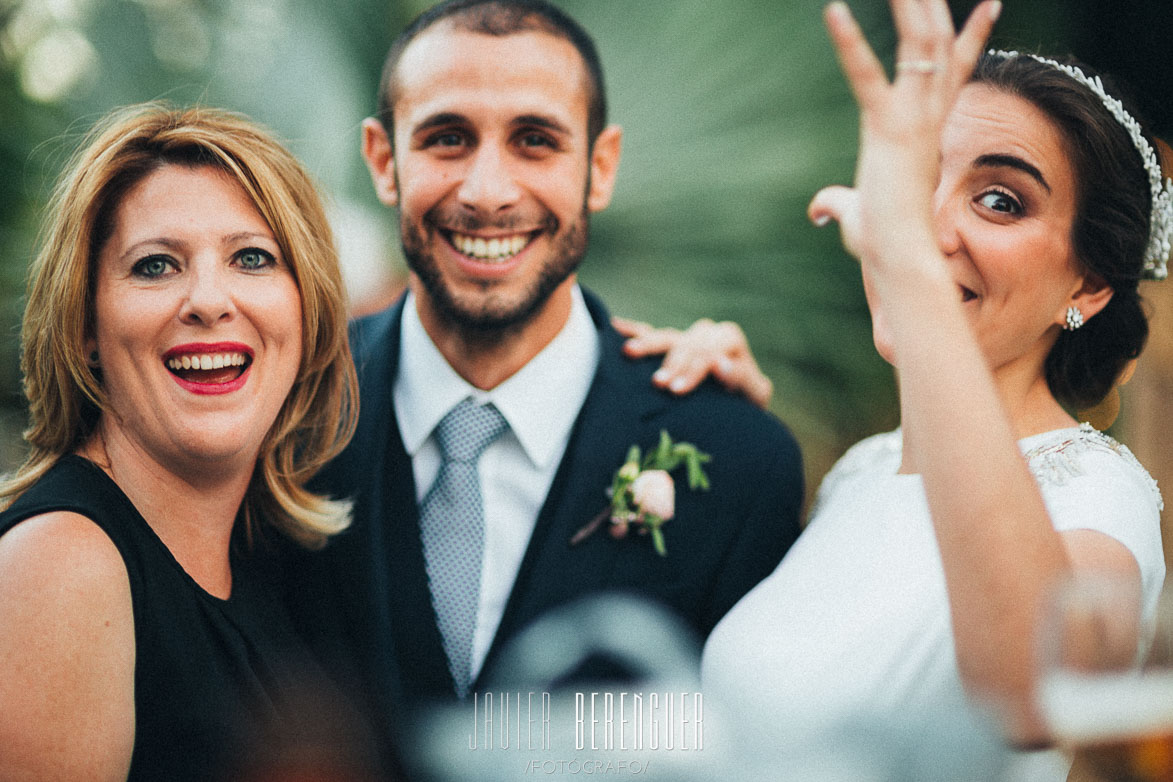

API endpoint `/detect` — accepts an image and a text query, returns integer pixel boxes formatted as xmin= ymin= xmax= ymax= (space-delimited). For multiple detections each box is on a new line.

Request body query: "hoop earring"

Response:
xmin=1064 ymin=306 xmax=1084 ymax=331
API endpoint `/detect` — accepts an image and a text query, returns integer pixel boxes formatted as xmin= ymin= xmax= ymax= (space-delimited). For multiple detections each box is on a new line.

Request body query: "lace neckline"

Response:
xmin=827 ymin=424 xmax=1162 ymax=511
xmin=1021 ymin=422 xmax=1163 ymax=510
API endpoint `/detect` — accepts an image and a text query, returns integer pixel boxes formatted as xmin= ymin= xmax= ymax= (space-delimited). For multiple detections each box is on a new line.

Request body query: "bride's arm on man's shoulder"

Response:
xmin=614 ymin=315 xmax=774 ymax=409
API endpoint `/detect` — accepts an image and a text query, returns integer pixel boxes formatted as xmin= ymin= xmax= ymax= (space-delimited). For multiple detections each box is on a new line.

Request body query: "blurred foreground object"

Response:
xmin=405 ymin=594 xmax=717 ymax=782
xmin=1038 ymin=576 xmax=1173 ymax=782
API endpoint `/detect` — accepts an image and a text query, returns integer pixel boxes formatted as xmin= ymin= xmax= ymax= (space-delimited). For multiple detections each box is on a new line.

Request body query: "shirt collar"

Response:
xmin=394 ymin=286 xmax=600 ymax=469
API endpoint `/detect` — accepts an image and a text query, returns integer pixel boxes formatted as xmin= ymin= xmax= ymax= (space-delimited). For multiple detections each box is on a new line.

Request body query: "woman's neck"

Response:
xmin=994 ymin=358 xmax=1079 ymax=438
xmin=76 ymin=426 xmax=252 ymax=599
xmin=899 ymin=363 xmax=1076 ymax=475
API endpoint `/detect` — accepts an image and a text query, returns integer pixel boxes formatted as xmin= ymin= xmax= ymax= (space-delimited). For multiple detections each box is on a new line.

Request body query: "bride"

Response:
xmin=702 ymin=1 xmax=1168 ymax=779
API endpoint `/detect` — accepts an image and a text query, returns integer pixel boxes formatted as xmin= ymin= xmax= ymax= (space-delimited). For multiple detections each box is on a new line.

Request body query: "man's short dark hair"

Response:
xmin=376 ymin=0 xmax=608 ymax=146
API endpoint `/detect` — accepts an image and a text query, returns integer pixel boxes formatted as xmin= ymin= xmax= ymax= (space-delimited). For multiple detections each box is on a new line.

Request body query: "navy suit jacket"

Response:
xmin=288 ymin=289 xmax=803 ymax=754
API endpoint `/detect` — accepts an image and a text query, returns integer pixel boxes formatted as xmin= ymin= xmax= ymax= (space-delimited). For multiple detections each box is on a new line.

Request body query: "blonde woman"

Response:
xmin=0 ymin=104 xmax=358 ymax=780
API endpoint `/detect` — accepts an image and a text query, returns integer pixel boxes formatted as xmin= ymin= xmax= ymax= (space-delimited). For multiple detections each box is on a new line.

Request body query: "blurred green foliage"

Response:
xmin=0 ymin=0 xmax=1169 ymax=493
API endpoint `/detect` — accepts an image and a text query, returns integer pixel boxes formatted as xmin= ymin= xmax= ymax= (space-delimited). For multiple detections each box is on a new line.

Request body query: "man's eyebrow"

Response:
xmin=974 ymin=153 xmax=1052 ymax=194
xmin=411 ymin=112 xmax=469 ymax=134
xmin=409 ymin=112 xmax=572 ymax=137
xmin=512 ymin=114 xmax=572 ymax=135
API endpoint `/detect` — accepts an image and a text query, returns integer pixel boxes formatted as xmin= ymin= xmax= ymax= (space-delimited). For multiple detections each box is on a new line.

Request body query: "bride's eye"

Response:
xmin=976 ymin=189 xmax=1023 ymax=215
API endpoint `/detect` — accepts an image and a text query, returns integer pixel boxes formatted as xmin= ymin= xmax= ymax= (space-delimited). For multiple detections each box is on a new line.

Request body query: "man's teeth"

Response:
xmin=167 ymin=352 xmax=248 ymax=371
xmin=451 ymin=232 xmax=528 ymax=262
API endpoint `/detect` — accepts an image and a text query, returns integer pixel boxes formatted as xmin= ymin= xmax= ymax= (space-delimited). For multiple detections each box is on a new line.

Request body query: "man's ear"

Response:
xmin=586 ymin=124 xmax=623 ymax=213
xmin=1062 ymin=271 xmax=1115 ymax=327
xmin=362 ymin=117 xmax=398 ymax=207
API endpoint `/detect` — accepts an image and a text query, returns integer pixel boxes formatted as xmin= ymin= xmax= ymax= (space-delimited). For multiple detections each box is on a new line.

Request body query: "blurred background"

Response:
xmin=1 ymin=0 xmax=1170 ymax=540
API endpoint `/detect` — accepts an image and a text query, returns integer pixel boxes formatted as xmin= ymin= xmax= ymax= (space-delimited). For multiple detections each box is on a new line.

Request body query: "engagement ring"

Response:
xmin=895 ymin=60 xmax=941 ymax=74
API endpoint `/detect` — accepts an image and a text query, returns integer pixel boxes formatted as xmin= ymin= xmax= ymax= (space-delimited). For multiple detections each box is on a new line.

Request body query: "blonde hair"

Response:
xmin=3 ymin=103 xmax=358 ymax=549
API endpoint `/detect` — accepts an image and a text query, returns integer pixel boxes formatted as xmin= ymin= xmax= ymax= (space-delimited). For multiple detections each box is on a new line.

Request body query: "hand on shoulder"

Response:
xmin=0 ymin=511 xmax=135 ymax=781
xmin=614 ymin=316 xmax=774 ymax=409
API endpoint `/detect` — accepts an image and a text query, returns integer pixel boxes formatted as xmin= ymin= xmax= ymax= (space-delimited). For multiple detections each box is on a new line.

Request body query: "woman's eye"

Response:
xmin=237 ymin=248 xmax=276 ymax=269
xmin=132 ymin=255 xmax=174 ymax=278
xmin=977 ymin=190 xmax=1023 ymax=214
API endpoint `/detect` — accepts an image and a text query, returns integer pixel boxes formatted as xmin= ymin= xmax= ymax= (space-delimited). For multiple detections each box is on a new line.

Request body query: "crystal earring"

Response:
xmin=1064 ymin=306 xmax=1084 ymax=331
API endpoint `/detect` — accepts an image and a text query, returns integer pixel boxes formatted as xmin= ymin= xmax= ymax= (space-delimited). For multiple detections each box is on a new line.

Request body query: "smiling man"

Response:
xmin=368 ymin=6 xmax=620 ymax=389
xmin=288 ymin=0 xmax=805 ymax=761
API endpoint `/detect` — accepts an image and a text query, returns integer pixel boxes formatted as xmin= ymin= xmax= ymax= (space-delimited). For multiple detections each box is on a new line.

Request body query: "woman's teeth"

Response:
xmin=450 ymin=232 xmax=529 ymax=262
xmin=167 ymin=352 xmax=248 ymax=371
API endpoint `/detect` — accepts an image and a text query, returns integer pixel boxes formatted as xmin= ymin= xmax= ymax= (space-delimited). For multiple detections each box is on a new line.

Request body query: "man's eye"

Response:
xmin=518 ymin=132 xmax=554 ymax=149
xmin=977 ymin=190 xmax=1022 ymax=214
xmin=132 ymin=255 xmax=174 ymax=278
xmin=429 ymin=132 xmax=466 ymax=148
xmin=237 ymin=248 xmax=276 ymax=269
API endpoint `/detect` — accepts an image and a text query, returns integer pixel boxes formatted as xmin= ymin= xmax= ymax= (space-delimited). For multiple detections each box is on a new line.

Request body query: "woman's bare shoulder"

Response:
xmin=0 ymin=510 xmax=136 ymax=780
xmin=0 ymin=509 xmax=128 ymax=580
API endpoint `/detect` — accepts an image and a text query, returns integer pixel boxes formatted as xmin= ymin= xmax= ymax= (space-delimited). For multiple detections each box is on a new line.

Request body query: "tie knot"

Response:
xmin=434 ymin=399 xmax=508 ymax=463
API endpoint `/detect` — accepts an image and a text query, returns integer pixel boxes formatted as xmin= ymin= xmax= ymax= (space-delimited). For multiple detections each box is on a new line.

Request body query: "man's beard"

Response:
xmin=399 ymin=205 xmax=590 ymax=340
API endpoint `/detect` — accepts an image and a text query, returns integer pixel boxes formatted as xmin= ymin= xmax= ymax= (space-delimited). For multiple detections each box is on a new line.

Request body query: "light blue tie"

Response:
xmin=420 ymin=399 xmax=509 ymax=698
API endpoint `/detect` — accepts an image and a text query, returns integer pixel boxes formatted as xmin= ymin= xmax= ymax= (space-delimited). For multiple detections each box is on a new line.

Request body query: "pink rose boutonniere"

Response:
xmin=571 ymin=430 xmax=711 ymax=556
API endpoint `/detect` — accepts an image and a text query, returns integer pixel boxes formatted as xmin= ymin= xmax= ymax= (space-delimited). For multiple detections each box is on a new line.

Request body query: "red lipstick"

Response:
xmin=164 ymin=342 xmax=253 ymax=396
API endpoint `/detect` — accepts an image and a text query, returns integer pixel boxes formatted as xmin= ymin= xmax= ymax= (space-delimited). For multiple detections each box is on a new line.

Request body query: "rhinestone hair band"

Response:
xmin=989 ymin=50 xmax=1171 ymax=280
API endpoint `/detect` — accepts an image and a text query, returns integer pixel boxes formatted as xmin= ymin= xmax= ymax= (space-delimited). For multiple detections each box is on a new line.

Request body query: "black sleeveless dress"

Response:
xmin=0 ymin=455 xmax=347 ymax=781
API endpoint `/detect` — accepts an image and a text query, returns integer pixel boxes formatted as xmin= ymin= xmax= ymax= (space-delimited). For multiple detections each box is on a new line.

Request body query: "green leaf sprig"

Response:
xmin=571 ymin=430 xmax=711 ymax=556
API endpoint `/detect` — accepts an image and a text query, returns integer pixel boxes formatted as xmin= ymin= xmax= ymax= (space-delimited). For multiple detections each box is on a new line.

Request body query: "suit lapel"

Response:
xmin=479 ymin=291 xmax=668 ymax=682
xmin=356 ymin=298 xmax=456 ymax=699
xmin=372 ymin=290 xmax=669 ymax=695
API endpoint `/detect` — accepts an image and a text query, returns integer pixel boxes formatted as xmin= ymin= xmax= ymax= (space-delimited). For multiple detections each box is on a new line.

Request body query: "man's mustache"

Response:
xmin=424 ymin=206 xmax=560 ymax=235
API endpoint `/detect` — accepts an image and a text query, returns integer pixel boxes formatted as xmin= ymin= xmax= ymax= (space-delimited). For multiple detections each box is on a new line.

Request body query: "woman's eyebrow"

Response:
xmin=974 ymin=153 xmax=1052 ymax=194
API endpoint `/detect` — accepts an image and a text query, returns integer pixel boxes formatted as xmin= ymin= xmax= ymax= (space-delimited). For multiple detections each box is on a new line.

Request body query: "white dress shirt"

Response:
xmin=393 ymin=286 xmax=600 ymax=679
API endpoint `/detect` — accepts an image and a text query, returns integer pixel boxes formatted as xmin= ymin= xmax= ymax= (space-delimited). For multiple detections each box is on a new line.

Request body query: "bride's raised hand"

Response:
xmin=808 ymin=0 xmax=1000 ymax=275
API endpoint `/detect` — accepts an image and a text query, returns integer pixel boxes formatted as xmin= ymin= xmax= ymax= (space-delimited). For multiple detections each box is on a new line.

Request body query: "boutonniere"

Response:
xmin=570 ymin=430 xmax=711 ymax=556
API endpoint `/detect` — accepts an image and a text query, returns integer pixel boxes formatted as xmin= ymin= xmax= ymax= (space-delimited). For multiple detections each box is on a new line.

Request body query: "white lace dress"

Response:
xmin=701 ymin=425 xmax=1164 ymax=782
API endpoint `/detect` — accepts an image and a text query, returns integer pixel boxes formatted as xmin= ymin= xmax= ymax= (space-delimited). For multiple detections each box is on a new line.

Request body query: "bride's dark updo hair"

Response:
xmin=971 ymin=52 xmax=1156 ymax=411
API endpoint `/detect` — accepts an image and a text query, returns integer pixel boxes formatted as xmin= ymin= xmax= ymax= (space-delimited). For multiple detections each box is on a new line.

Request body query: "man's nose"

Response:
xmin=457 ymin=143 xmax=521 ymax=214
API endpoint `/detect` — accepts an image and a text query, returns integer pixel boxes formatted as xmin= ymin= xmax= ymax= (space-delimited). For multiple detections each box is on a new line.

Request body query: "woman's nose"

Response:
xmin=178 ymin=263 xmax=235 ymax=326
xmin=933 ymin=193 xmax=963 ymax=257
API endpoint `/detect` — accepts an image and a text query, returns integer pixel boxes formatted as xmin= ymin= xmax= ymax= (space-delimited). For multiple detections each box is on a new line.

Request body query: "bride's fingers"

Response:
xmin=891 ymin=0 xmax=937 ymax=72
xmin=808 ymin=185 xmax=856 ymax=228
xmin=900 ymin=0 xmax=956 ymax=113
xmin=824 ymin=2 xmax=888 ymax=109
xmin=611 ymin=316 xmax=654 ymax=340
xmin=926 ymin=0 xmax=956 ymax=66
xmin=926 ymin=0 xmax=955 ymax=35
xmin=891 ymin=0 xmax=957 ymax=91
xmin=949 ymin=0 xmax=1001 ymax=90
